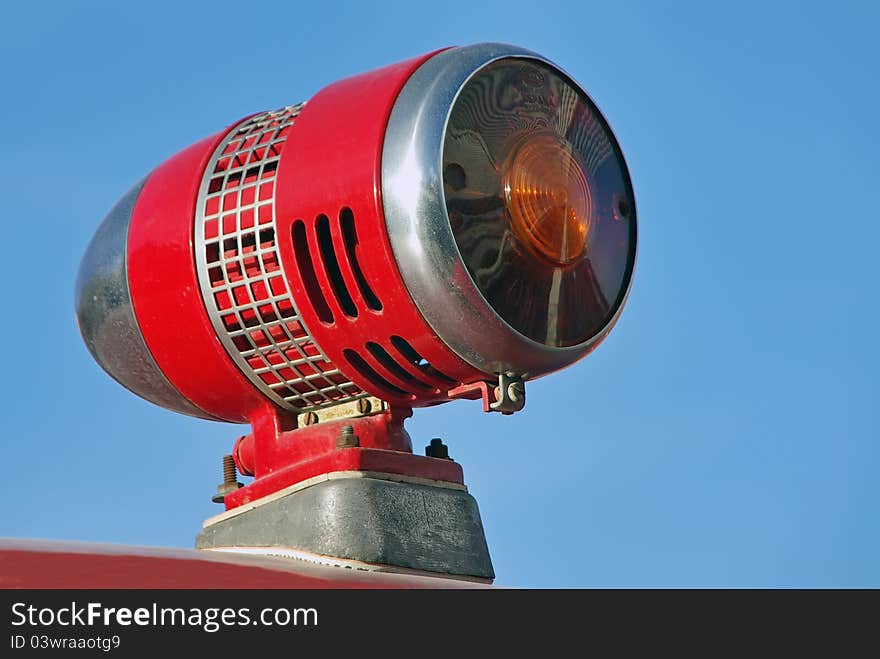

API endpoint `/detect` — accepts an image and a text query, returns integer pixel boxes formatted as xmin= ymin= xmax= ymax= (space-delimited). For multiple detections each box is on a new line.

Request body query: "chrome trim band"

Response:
xmin=382 ymin=43 xmax=637 ymax=378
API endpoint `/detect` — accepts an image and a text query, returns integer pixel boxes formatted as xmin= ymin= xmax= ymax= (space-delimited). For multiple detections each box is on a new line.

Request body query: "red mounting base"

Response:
xmin=225 ymin=403 xmax=463 ymax=510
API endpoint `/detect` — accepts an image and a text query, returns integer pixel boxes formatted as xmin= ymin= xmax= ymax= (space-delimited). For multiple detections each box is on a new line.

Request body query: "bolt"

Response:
xmin=337 ymin=425 xmax=360 ymax=449
xmin=222 ymin=454 xmax=236 ymax=482
xmin=425 ymin=437 xmax=451 ymax=460
xmin=303 ymin=411 xmax=320 ymax=426
xmin=212 ymin=455 xmax=243 ymax=504
xmin=357 ymin=398 xmax=372 ymax=415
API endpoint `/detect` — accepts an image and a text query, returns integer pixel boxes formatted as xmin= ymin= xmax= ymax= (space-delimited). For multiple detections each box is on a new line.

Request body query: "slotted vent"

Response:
xmin=340 ymin=207 xmax=382 ymax=311
xmin=291 ymin=208 xmax=383 ymax=321
xmin=343 ymin=349 xmax=408 ymax=397
xmin=292 ymin=219 xmax=334 ymax=324
xmin=366 ymin=341 xmax=432 ymax=392
xmin=316 ymin=214 xmax=358 ymax=318
xmin=194 ymin=105 xmax=366 ymax=412
xmin=389 ymin=336 xmax=457 ymax=387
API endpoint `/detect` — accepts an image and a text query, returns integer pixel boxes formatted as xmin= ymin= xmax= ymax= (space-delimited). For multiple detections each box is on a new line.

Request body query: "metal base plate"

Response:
xmin=196 ymin=474 xmax=494 ymax=581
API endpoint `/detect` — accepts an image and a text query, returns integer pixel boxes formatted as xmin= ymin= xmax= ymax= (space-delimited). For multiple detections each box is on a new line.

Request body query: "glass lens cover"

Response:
xmin=443 ymin=58 xmax=636 ymax=347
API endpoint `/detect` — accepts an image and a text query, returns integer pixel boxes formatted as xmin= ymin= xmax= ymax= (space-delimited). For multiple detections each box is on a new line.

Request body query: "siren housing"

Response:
xmin=76 ymin=42 xmax=637 ymax=425
xmin=74 ymin=43 xmax=638 ymax=580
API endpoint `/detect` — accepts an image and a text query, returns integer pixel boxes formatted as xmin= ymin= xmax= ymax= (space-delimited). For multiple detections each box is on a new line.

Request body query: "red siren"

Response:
xmin=75 ymin=43 xmax=637 ymax=582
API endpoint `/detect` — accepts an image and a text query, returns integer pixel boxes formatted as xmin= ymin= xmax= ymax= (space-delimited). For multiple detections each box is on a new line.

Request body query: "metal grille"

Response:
xmin=194 ymin=105 xmax=365 ymax=412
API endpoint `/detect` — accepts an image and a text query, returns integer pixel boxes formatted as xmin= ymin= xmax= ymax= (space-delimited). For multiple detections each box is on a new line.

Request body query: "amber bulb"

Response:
xmin=503 ymin=133 xmax=592 ymax=265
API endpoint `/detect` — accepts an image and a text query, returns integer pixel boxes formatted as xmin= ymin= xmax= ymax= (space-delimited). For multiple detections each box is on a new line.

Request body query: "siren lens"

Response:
xmin=442 ymin=58 xmax=636 ymax=347
xmin=503 ymin=132 xmax=593 ymax=265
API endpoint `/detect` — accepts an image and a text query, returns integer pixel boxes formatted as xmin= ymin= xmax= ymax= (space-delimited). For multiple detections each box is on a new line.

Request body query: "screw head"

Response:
xmin=303 ymin=411 xmax=320 ymax=426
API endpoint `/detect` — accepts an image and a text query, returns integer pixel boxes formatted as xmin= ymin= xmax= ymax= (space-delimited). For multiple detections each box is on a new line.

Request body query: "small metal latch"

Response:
xmin=490 ymin=372 xmax=525 ymax=414
xmin=445 ymin=372 xmax=526 ymax=414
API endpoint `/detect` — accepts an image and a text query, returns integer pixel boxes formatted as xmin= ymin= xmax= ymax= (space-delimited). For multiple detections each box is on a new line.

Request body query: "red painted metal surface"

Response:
xmin=119 ymin=49 xmax=496 ymax=509
xmin=0 ymin=541 xmax=487 ymax=589
xmin=227 ymin=407 xmax=463 ymax=509
xmin=124 ymin=48 xmax=489 ymax=426
xmin=235 ymin=406 xmax=413 ymax=476
xmin=195 ymin=105 xmax=371 ymax=411
xmin=272 ymin=49 xmax=485 ymax=408
xmin=128 ymin=130 xmax=268 ymax=423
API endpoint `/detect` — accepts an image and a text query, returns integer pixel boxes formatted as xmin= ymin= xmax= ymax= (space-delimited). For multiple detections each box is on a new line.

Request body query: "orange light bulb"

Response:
xmin=503 ymin=133 xmax=592 ymax=265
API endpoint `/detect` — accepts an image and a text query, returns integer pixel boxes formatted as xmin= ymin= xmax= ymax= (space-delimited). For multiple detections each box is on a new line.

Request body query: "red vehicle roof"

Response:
xmin=0 ymin=539 xmax=489 ymax=589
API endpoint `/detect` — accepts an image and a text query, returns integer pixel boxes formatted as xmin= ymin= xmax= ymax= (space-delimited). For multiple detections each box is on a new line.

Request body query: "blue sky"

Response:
xmin=1 ymin=0 xmax=877 ymax=587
